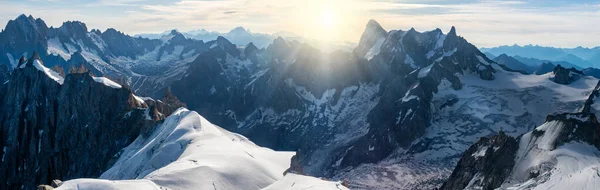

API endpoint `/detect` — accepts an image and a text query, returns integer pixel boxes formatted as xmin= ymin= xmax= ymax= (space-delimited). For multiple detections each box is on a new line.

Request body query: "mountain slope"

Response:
xmin=481 ymin=45 xmax=598 ymax=69
xmin=441 ymin=81 xmax=600 ymax=189
xmin=493 ymin=54 xmax=534 ymax=74
xmin=53 ymin=108 xmax=346 ymax=190
xmin=0 ymin=55 xmax=169 ymax=190
xmin=164 ymin=19 xmax=532 ymax=189
xmin=136 ymin=27 xmax=276 ymax=49
xmin=0 ymin=15 xmax=212 ymax=97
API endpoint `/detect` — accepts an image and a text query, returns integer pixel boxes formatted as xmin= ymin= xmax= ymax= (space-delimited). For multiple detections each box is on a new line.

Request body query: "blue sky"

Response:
xmin=0 ymin=0 xmax=599 ymax=48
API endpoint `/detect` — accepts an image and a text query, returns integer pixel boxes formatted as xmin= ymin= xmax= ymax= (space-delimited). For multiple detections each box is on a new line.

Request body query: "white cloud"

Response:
xmin=0 ymin=0 xmax=598 ymax=48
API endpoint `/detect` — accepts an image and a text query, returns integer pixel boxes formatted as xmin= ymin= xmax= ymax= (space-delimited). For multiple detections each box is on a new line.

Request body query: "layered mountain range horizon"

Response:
xmin=1 ymin=13 xmax=600 ymax=190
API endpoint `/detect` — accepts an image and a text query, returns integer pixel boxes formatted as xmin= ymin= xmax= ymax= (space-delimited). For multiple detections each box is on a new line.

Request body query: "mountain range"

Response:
xmin=136 ymin=27 xmax=355 ymax=52
xmin=481 ymin=45 xmax=600 ymax=69
xmin=136 ymin=27 xmax=279 ymax=49
xmin=2 ymin=14 xmax=600 ymax=190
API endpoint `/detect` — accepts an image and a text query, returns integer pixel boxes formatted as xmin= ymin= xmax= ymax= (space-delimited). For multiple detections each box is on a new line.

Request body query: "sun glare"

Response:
xmin=287 ymin=0 xmax=365 ymax=43
xmin=319 ymin=10 xmax=337 ymax=30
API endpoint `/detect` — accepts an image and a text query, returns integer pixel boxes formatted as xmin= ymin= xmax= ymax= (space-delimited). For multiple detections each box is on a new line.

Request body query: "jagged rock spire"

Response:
xmin=31 ymin=51 xmax=40 ymax=60
xmin=582 ymin=80 xmax=600 ymax=114
xmin=244 ymin=42 xmax=259 ymax=56
xmin=17 ymin=56 xmax=26 ymax=68
xmin=448 ymin=26 xmax=457 ymax=37
xmin=25 ymin=51 xmax=42 ymax=67
xmin=355 ymin=19 xmax=388 ymax=57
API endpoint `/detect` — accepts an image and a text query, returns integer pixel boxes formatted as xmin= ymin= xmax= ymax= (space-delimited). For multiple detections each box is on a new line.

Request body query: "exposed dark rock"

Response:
xmin=283 ymin=154 xmax=304 ymax=175
xmin=582 ymin=80 xmax=600 ymax=114
xmin=0 ymin=56 xmax=156 ymax=190
xmin=440 ymin=131 xmax=518 ymax=190
xmin=551 ymin=64 xmax=583 ymax=84
xmin=0 ymin=64 xmax=8 ymax=83
xmin=442 ymin=84 xmax=600 ymax=189
xmin=100 ymin=28 xmax=160 ymax=59
xmin=354 ymin=19 xmax=388 ymax=57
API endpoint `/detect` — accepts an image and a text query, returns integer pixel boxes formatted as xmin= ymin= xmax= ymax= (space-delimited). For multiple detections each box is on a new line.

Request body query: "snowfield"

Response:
xmin=56 ymin=108 xmax=344 ymax=190
xmin=499 ymin=120 xmax=600 ymax=190
xmin=263 ymin=173 xmax=349 ymax=190
xmin=336 ymin=67 xmax=600 ymax=189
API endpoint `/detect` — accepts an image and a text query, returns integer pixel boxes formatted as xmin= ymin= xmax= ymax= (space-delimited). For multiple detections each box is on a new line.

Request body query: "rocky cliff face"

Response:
xmin=440 ymin=131 xmax=518 ymax=190
xmin=0 ymin=64 xmax=8 ymax=83
xmin=0 ymin=55 xmax=170 ymax=190
xmin=551 ymin=64 xmax=584 ymax=84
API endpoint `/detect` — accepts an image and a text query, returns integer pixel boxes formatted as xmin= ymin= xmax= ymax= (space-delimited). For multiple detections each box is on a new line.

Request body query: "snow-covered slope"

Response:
xmin=31 ymin=59 xmax=64 ymax=84
xmin=263 ymin=173 xmax=349 ymax=190
xmin=441 ymin=89 xmax=600 ymax=190
xmin=504 ymin=134 xmax=600 ymax=190
xmin=335 ymin=63 xmax=600 ymax=189
xmin=163 ymin=19 xmax=598 ymax=189
xmin=56 ymin=108 xmax=292 ymax=189
xmin=54 ymin=108 xmax=347 ymax=190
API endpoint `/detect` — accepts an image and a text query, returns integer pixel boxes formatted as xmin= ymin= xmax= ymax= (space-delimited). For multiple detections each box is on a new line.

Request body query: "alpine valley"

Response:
xmin=1 ymin=14 xmax=600 ymax=190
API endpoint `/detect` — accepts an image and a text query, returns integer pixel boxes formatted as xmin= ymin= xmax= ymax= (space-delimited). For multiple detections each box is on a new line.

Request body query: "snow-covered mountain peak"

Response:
xmin=355 ymin=19 xmax=388 ymax=59
xmin=365 ymin=19 xmax=386 ymax=36
xmin=12 ymin=14 xmax=43 ymax=29
xmin=209 ymin=36 xmax=236 ymax=51
xmin=265 ymin=36 xmax=290 ymax=57
xmin=162 ymin=29 xmax=186 ymax=42
xmin=53 ymin=107 xmax=348 ymax=190
xmin=229 ymin=26 xmax=250 ymax=35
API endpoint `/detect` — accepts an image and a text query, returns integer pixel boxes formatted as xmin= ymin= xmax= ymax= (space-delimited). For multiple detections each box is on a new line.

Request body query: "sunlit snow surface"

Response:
xmin=263 ymin=173 xmax=349 ymax=190
xmin=92 ymin=77 xmax=122 ymax=89
xmin=26 ymin=59 xmax=65 ymax=84
xmin=336 ymin=69 xmax=599 ymax=189
xmin=495 ymin=120 xmax=600 ymax=190
xmin=57 ymin=108 xmax=343 ymax=190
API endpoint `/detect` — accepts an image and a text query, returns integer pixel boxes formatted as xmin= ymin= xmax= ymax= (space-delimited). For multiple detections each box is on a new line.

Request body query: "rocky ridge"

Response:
xmin=0 ymin=54 xmax=182 ymax=189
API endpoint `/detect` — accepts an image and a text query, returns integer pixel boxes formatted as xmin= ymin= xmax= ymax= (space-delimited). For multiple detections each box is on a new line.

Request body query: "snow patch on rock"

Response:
xmin=29 ymin=59 xmax=64 ymax=84
xmin=92 ymin=77 xmax=122 ymax=89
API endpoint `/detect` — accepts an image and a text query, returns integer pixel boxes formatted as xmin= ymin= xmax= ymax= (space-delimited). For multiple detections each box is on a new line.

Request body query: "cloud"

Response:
xmin=0 ymin=0 xmax=598 ymax=48
xmin=364 ymin=0 xmax=600 ymax=48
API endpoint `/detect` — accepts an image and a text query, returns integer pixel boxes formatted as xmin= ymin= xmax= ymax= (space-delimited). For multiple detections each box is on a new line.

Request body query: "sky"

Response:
xmin=0 ymin=0 xmax=599 ymax=48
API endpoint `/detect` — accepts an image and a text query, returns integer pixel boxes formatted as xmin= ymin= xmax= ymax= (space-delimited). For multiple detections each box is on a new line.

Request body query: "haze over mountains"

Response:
xmin=136 ymin=27 xmax=355 ymax=52
xmin=1 ymin=13 xmax=600 ymax=190
xmin=482 ymin=45 xmax=600 ymax=69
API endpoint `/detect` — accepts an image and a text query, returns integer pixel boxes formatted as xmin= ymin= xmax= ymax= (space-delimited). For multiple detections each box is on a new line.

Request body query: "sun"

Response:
xmin=286 ymin=0 xmax=364 ymax=43
xmin=319 ymin=10 xmax=337 ymax=30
